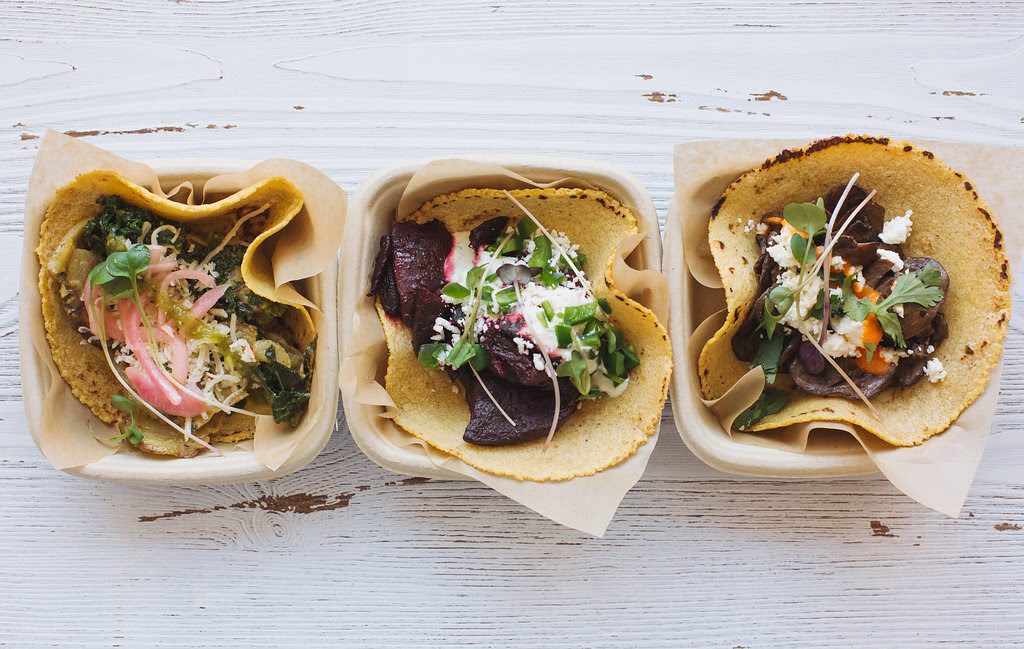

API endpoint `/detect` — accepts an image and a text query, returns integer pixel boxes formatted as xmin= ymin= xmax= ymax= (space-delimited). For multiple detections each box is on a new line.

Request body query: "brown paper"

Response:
xmin=668 ymin=138 xmax=1024 ymax=515
xmin=21 ymin=130 xmax=346 ymax=472
xmin=340 ymin=159 xmax=667 ymax=535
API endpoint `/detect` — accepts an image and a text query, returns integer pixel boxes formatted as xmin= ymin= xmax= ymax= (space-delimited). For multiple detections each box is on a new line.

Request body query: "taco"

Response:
xmin=38 ymin=170 xmax=317 ymax=458
xmin=699 ymin=135 xmax=1010 ymax=446
xmin=369 ymin=187 xmax=672 ymax=481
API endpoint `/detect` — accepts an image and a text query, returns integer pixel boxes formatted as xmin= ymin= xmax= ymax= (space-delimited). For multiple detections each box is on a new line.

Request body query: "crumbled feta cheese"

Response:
xmin=532 ymin=353 xmax=545 ymax=371
xmin=513 ymin=336 xmax=534 ymax=355
xmin=229 ymin=339 xmax=256 ymax=364
xmin=894 ymin=305 xmax=905 ymax=317
xmin=518 ymin=281 xmax=592 ymax=354
xmin=742 ymin=219 xmax=757 ymax=234
xmin=822 ymin=317 xmax=864 ymax=358
xmin=767 ymin=225 xmax=801 ymax=269
xmin=926 ymin=344 xmax=935 ymax=354
xmin=876 ymin=248 xmax=905 ymax=272
xmin=777 ymin=270 xmax=824 ymax=339
xmin=831 ymin=255 xmax=847 ymax=271
xmin=879 ymin=209 xmax=913 ymax=245
xmin=433 ymin=317 xmax=461 ymax=339
xmin=924 ymin=357 xmax=946 ymax=383
xmin=756 ymin=222 xmax=769 ymax=235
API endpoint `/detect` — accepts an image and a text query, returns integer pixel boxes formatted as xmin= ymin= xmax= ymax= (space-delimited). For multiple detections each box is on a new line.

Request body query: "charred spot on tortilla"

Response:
xmin=38 ymin=170 xmax=317 ymax=458
xmin=699 ymin=136 xmax=1010 ymax=447
xmin=370 ymin=187 xmax=672 ymax=482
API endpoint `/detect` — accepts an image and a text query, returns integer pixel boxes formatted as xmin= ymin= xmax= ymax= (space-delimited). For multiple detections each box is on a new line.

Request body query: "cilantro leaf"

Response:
xmin=751 ymin=334 xmax=784 ymax=384
xmin=881 ymin=268 xmax=944 ymax=311
xmin=842 ymin=264 xmax=944 ymax=347
xmin=733 ymin=388 xmax=788 ymax=430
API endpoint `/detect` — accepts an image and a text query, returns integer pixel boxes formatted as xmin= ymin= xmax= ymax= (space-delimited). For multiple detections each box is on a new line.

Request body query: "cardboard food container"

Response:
xmin=666 ymin=137 xmax=1024 ymax=516
xmin=20 ymin=141 xmax=344 ymax=484
xmin=339 ymin=156 xmax=668 ymax=535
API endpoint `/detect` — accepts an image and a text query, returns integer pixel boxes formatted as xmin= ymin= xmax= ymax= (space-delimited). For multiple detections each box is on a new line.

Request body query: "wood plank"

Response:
xmin=1 ymin=3 xmax=1023 ymax=646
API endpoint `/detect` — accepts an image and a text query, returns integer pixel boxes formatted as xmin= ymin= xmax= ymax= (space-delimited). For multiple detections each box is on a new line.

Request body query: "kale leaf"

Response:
xmin=80 ymin=196 xmax=176 ymax=256
xmin=254 ymin=345 xmax=312 ymax=426
xmin=210 ymin=244 xmax=246 ymax=281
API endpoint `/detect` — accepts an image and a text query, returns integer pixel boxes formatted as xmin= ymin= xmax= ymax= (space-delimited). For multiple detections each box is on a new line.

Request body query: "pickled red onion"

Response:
xmin=120 ymin=301 xmax=183 ymax=407
xmin=124 ymin=365 xmax=206 ymax=418
xmin=159 ymin=269 xmax=217 ymax=299
xmin=82 ymin=279 xmax=124 ymax=343
xmin=190 ymin=284 xmax=230 ymax=318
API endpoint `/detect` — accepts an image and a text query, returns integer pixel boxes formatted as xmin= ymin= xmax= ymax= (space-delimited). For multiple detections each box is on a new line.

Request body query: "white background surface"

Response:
xmin=3 ymin=2 xmax=1024 ymax=647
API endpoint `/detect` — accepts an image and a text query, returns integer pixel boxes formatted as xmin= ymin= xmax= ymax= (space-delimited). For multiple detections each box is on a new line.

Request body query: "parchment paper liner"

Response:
xmin=668 ymin=138 xmax=1024 ymax=516
xmin=341 ymin=160 xmax=668 ymax=536
xmin=20 ymin=131 xmax=346 ymax=473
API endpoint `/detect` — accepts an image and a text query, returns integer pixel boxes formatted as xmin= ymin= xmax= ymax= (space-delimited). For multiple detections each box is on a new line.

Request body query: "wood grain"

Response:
xmin=2 ymin=2 xmax=1024 ymax=646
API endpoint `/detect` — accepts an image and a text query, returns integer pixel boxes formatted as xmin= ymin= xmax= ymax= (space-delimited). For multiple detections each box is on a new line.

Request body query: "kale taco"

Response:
xmin=38 ymin=170 xmax=317 ymax=458
xmin=698 ymin=136 xmax=1010 ymax=446
xmin=369 ymin=187 xmax=672 ymax=481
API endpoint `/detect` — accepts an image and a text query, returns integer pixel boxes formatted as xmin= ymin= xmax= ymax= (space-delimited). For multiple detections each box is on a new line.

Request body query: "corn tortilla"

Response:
xmin=38 ymin=170 xmax=315 ymax=457
xmin=379 ymin=187 xmax=673 ymax=481
xmin=698 ymin=136 xmax=1010 ymax=446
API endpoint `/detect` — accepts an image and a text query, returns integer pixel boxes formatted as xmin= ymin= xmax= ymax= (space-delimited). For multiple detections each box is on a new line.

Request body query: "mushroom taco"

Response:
xmin=369 ymin=188 xmax=672 ymax=481
xmin=38 ymin=170 xmax=317 ymax=458
xmin=699 ymin=136 xmax=1010 ymax=446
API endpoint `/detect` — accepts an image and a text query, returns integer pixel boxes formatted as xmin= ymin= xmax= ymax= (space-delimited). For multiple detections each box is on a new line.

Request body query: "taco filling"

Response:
xmin=48 ymin=194 xmax=314 ymax=455
xmin=732 ymin=176 xmax=949 ymax=429
xmin=370 ymin=194 xmax=641 ymax=447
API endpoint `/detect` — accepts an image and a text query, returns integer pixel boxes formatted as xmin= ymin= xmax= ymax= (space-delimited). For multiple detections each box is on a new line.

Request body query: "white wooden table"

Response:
xmin=3 ymin=3 xmax=1024 ymax=647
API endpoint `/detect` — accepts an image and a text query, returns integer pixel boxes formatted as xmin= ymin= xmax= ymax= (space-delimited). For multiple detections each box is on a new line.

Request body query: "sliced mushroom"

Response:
xmin=898 ymin=258 xmax=949 ymax=340
xmin=732 ymin=288 xmax=770 ymax=363
xmin=825 ymin=183 xmax=885 ymax=242
xmin=789 ymin=354 xmax=896 ymax=399
xmin=832 ymin=235 xmax=879 ymax=267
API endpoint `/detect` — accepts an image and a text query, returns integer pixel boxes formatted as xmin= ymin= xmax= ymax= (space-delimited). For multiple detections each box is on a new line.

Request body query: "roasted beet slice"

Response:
xmin=412 ymin=289 xmax=461 ymax=350
xmin=469 ymin=217 xmax=509 ymax=249
xmin=390 ymin=220 xmax=452 ymax=325
xmin=461 ymin=372 xmax=578 ymax=446
xmin=368 ymin=233 xmax=401 ymax=316
xmin=789 ymin=354 xmax=896 ymax=399
xmin=477 ymin=316 xmax=549 ymax=386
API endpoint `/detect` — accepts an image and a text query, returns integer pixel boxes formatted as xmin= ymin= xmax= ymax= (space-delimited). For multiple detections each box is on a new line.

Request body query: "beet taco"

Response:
xmin=38 ymin=170 xmax=316 ymax=458
xmin=699 ymin=136 xmax=1010 ymax=445
xmin=369 ymin=187 xmax=672 ymax=481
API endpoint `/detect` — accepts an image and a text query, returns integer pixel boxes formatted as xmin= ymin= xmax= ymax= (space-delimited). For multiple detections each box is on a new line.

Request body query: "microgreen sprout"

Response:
xmin=110 ymin=395 xmax=144 ymax=445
